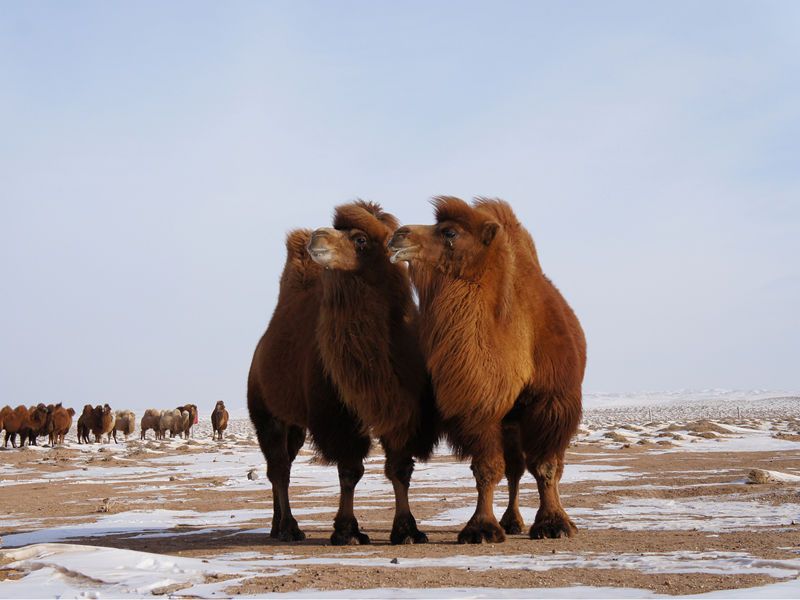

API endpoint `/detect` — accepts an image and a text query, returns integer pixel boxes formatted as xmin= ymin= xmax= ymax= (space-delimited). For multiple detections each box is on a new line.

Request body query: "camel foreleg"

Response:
xmin=382 ymin=441 xmax=427 ymax=545
xmin=457 ymin=422 xmax=506 ymax=544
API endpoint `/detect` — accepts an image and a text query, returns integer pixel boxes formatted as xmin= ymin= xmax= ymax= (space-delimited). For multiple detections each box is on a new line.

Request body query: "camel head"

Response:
xmin=29 ymin=404 xmax=48 ymax=426
xmin=388 ymin=196 xmax=502 ymax=277
xmin=307 ymin=200 xmax=399 ymax=272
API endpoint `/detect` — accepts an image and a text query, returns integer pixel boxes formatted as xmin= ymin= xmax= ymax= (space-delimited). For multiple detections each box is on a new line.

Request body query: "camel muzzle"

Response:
xmin=387 ymin=228 xmax=419 ymax=264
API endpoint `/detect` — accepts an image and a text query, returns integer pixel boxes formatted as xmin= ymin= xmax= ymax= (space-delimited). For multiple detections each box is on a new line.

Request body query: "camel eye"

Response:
xmin=354 ymin=236 xmax=367 ymax=250
xmin=442 ymin=228 xmax=457 ymax=240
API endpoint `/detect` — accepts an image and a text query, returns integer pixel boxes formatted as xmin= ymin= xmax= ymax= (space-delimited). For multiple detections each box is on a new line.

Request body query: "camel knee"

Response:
xmin=338 ymin=464 xmax=364 ymax=489
xmin=385 ymin=455 xmax=414 ymax=487
xmin=266 ymin=456 xmax=291 ymax=486
xmin=529 ymin=458 xmax=563 ymax=485
xmin=471 ymin=456 xmax=504 ymax=488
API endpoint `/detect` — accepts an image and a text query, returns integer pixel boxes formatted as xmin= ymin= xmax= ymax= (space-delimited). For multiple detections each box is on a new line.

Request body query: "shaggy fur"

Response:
xmin=140 ymin=409 xmax=162 ymax=440
xmin=177 ymin=404 xmax=198 ymax=438
xmin=113 ymin=410 xmax=136 ymax=441
xmin=91 ymin=404 xmax=115 ymax=443
xmin=211 ymin=401 xmax=229 ymax=440
xmin=388 ymin=197 xmax=586 ymax=543
xmin=159 ymin=409 xmax=182 ymax=439
xmin=50 ymin=404 xmax=75 ymax=446
xmin=1 ymin=405 xmax=29 ymax=448
xmin=23 ymin=404 xmax=49 ymax=446
xmin=248 ymin=201 xmax=438 ymax=545
xmin=77 ymin=404 xmax=94 ymax=444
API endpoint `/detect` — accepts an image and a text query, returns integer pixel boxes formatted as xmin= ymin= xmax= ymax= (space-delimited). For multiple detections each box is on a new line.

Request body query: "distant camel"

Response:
xmin=211 ymin=401 xmax=228 ymax=440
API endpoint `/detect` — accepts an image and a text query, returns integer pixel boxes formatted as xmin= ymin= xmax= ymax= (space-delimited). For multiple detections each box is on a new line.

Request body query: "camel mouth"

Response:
xmin=389 ymin=245 xmax=419 ymax=264
xmin=307 ymin=248 xmax=332 ymax=265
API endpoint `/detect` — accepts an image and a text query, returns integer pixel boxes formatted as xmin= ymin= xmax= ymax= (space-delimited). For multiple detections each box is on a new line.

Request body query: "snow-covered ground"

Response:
xmin=1 ymin=391 xmax=799 ymax=598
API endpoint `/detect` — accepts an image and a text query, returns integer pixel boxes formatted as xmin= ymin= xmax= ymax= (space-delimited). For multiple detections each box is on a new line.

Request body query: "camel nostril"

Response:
xmin=389 ymin=228 xmax=410 ymax=248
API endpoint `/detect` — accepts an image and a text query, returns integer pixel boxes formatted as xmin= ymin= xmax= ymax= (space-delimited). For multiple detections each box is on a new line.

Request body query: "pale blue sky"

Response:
xmin=2 ymin=1 xmax=798 ymax=414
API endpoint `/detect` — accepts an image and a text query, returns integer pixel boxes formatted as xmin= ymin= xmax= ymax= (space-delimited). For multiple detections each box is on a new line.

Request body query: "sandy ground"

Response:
xmin=1 ymin=407 xmax=800 ymax=597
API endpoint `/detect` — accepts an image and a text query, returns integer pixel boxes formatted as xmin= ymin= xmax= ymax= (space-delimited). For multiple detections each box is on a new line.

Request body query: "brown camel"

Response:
xmin=77 ymin=404 xmax=94 ymax=444
xmin=50 ymin=403 xmax=75 ymax=445
xmin=24 ymin=404 xmax=49 ymax=446
xmin=248 ymin=201 xmax=438 ymax=545
xmin=211 ymin=401 xmax=229 ymax=440
xmin=1 ymin=405 xmax=30 ymax=448
xmin=91 ymin=404 xmax=115 ymax=443
xmin=177 ymin=404 xmax=198 ymax=438
xmin=388 ymin=197 xmax=586 ymax=543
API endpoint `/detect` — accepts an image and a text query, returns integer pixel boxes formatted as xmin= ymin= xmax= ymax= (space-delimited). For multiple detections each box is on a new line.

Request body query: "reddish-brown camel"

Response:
xmin=1 ymin=405 xmax=30 ymax=448
xmin=388 ymin=197 xmax=586 ymax=543
xmin=248 ymin=201 xmax=438 ymax=545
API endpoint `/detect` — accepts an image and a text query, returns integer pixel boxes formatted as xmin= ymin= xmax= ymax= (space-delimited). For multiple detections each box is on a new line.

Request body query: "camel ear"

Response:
xmin=68 ymin=408 xmax=75 ymax=416
xmin=481 ymin=221 xmax=500 ymax=246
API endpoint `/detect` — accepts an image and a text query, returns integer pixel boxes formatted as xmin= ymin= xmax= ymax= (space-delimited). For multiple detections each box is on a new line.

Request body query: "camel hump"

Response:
xmin=431 ymin=196 xmax=475 ymax=225
xmin=333 ymin=200 xmax=399 ymax=238
xmin=472 ymin=197 xmax=520 ymax=229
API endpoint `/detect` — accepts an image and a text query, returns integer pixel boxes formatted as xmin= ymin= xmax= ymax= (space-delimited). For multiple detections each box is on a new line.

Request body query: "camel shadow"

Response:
xmin=0 ymin=525 xmax=465 ymax=554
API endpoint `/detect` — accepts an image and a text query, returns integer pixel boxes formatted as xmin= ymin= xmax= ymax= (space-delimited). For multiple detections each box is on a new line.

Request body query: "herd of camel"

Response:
xmin=0 ymin=400 xmax=230 ymax=447
xmin=247 ymin=197 xmax=586 ymax=547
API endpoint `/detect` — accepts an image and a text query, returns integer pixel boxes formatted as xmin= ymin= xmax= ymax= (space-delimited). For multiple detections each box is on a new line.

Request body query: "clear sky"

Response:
xmin=2 ymin=1 xmax=798 ymax=415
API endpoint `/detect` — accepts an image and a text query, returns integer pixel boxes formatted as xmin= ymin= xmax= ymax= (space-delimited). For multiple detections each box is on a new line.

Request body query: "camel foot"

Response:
xmin=331 ymin=517 xmax=370 ymax=546
xmin=274 ymin=518 xmax=305 ymax=542
xmin=530 ymin=510 xmax=577 ymax=539
xmin=390 ymin=514 xmax=428 ymax=545
xmin=457 ymin=518 xmax=506 ymax=544
xmin=499 ymin=508 xmax=525 ymax=535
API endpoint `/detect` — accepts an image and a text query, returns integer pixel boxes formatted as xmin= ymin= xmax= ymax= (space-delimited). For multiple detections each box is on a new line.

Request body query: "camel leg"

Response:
xmin=331 ymin=460 xmax=370 ymax=545
xmin=382 ymin=441 xmax=427 ymax=545
xmin=522 ymin=391 xmax=581 ymax=539
xmin=458 ymin=422 xmax=506 ymax=544
xmin=499 ymin=420 xmax=525 ymax=535
xmin=253 ymin=413 xmax=305 ymax=542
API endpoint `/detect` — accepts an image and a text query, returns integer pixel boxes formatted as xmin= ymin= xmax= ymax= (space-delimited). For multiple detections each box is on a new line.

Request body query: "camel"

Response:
xmin=113 ymin=410 xmax=136 ymax=441
xmin=91 ymin=404 xmax=115 ymax=443
xmin=50 ymin=404 xmax=75 ymax=445
xmin=177 ymin=404 xmax=198 ymax=438
xmin=23 ymin=404 xmax=49 ymax=446
xmin=211 ymin=401 xmax=228 ymax=440
xmin=248 ymin=201 xmax=438 ymax=545
xmin=388 ymin=197 xmax=586 ymax=543
xmin=140 ymin=409 xmax=162 ymax=440
xmin=1 ymin=405 xmax=30 ymax=448
xmin=77 ymin=404 xmax=94 ymax=444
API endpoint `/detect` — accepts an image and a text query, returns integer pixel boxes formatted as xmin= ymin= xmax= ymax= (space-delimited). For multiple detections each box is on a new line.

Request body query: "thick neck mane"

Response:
xmin=317 ymin=262 xmax=416 ymax=438
xmin=411 ymin=199 xmax=540 ymax=427
xmin=315 ymin=203 xmax=416 ymax=438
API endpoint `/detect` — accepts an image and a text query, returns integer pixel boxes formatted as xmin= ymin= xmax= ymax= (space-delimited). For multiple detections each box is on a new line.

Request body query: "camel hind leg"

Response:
xmin=251 ymin=402 xmax=305 ymax=542
xmin=521 ymin=389 xmax=582 ymax=539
